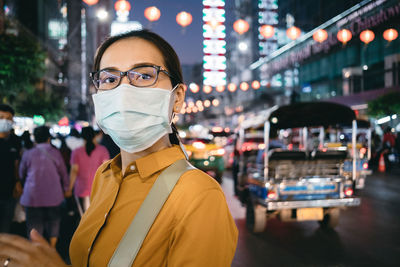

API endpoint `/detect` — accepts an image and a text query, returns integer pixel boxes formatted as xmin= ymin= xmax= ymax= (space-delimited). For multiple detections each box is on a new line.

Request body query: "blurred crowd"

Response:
xmin=0 ymin=104 xmax=119 ymax=250
xmin=371 ymin=126 xmax=400 ymax=172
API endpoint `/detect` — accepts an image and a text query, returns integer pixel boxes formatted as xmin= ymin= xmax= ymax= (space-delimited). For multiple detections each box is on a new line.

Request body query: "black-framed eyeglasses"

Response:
xmin=90 ymin=65 xmax=174 ymax=90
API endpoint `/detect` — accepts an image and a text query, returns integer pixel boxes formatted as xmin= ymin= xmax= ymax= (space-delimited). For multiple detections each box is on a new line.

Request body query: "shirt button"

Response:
xmin=104 ymin=212 xmax=108 ymax=218
xmin=130 ymin=165 xmax=136 ymax=171
xmin=88 ymin=247 xmax=91 ymax=252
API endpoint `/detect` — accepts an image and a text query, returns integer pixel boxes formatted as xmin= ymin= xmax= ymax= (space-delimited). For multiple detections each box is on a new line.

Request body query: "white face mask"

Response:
xmin=0 ymin=119 xmax=13 ymax=133
xmin=92 ymin=83 xmax=178 ymax=153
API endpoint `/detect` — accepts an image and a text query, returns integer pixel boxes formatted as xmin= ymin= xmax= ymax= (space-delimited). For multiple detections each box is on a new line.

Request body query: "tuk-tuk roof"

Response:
xmin=269 ymin=102 xmax=356 ymax=129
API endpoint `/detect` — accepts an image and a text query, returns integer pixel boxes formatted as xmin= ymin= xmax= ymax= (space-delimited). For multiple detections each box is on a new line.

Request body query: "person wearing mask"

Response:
xmin=0 ymin=104 xmax=22 ymax=233
xmin=0 ymin=29 xmax=238 ymax=267
xmin=67 ymin=126 xmax=109 ymax=212
xmin=17 ymin=126 xmax=69 ymax=248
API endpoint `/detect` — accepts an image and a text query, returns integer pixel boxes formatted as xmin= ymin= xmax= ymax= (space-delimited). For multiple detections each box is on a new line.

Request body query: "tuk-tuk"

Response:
xmin=239 ymin=102 xmax=363 ymax=232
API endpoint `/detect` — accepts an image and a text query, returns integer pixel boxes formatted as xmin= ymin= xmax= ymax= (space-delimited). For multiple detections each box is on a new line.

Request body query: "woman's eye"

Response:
xmin=139 ymin=73 xmax=152 ymax=80
xmin=101 ymin=76 xmax=118 ymax=84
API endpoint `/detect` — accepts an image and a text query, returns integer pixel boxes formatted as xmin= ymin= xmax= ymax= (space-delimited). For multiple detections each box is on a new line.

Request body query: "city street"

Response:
xmin=222 ymin=169 xmax=400 ymax=267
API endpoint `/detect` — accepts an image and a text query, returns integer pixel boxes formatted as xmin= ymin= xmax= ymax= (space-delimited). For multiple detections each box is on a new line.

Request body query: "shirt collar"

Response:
xmin=101 ymin=145 xmax=186 ymax=181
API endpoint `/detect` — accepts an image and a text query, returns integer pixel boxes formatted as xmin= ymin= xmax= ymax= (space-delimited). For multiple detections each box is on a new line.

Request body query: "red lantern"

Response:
xmin=337 ymin=29 xmax=352 ymax=44
xmin=82 ymin=0 xmax=98 ymax=5
xmin=251 ymin=80 xmax=260 ymax=90
xmin=260 ymin=25 xmax=275 ymax=39
xmin=360 ymin=30 xmax=375 ymax=44
xmin=233 ymin=19 xmax=249 ymax=35
xmin=144 ymin=6 xmax=161 ymax=22
xmin=227 ymin=83 xmax=237 ymax=92
xmin=286 ymin=26 xmax=301 ymax=40
xmin=203 ymin=85 xmax=212 ymax=94
xmin=216 ymin=85 xmax=225 ymax=93
xmin=176 ymin=11 xmax=192 ymax=27
xmin=313 ymin=29 xmax=328 ymax=43
xmin=383 ymin=28 xmax=398 ymax=42
xmin=240 ymin=82 xmax=249 ymax=91
xmin=115 ymin=0 xmax=131 ymax=12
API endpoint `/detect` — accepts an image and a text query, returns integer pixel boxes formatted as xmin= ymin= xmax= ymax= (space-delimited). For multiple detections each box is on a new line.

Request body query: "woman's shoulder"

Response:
xmin=176 ymin=167 xmax=222 ymax=195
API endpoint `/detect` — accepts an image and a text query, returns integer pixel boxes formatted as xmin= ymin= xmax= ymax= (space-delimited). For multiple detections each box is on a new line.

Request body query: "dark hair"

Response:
xmin=34 ymin=126 xmax=51 ymax=144
xmin=69 ymin=128 xmax=81 ymax=138
xmin=94 ymin=29 xmax=183 ymax=146
xmin=93 ymin=29 xmax=183 ymax=87
xmin=81 ymin=126 xmax=95 ymax=156
xmin=0 ymin=103 xmax=15 ymax=116
xmin=21 ymin=131 xmax=34 ymax=149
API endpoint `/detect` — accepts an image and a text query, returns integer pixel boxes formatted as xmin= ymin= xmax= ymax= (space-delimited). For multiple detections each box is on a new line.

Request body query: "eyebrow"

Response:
xmin=99 ymin=62 xmax=161 ymax=72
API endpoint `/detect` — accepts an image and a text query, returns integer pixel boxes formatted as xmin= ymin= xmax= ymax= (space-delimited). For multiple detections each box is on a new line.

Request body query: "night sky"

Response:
xmin=118 ymin=0 xmax=234 ymax=65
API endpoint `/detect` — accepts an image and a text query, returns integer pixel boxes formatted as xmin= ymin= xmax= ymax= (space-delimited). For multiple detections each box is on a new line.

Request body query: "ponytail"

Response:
xmin=81 ymin=126 xmax=96 ymax=156
xmin=169 ymin=123 xmax=180 ymax=145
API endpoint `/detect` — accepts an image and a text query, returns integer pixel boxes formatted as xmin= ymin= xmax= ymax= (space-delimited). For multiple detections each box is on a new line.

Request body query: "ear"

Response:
xmin=173 ymin=84 xmax=186 ymax=113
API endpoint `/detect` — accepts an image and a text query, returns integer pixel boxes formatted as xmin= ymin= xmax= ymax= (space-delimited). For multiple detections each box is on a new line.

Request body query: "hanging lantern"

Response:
xmin=360 ymin=29 xmax=375 ymax=44
xmin=286 ymin=26 xmax=301 ymax=40
xmin=260 ymin=25 xmax=275 ymax=39
xmin=313 ymin=29 xmax=328 ymax=43
xmin=204 ymin=100 xmax=211 ymax=107
xmin=233 ymin=19 xmax=249 ymax=35
xmin=240 ymin=82 xmax=249 ymax=91
xmin=196 ymin=100 xmax=203 ymax=107
xmin=176 ymin=11 xmax=193 ymax=27
xmin=192 ymin=107 xmax=198 ymax=113
xmin=144 ymin=6 xmax=161 ymax=22
xmin=114 ymin=0 xmax=131 ymax=12
xmin=83 ymin=0 xmax=98 ymax=5
xmin=337 ymin=29 xmax=352 ymax=44
xmin=227 ymin=83 xmax=237 ymax=92
xmin=251 ymin=80 xmax=261 ymax=90
xmin=203 ymin=85 xmax=212 ymax=94
xmin=383 ymin=28 xmax=398 ymax=42
xmin=216 ymin=85 xmax=225 ymax=93
xmin=212 ymin=99 xmax=220 ymax=107
xmin=189 ymin=83 xmax=199 ymax=93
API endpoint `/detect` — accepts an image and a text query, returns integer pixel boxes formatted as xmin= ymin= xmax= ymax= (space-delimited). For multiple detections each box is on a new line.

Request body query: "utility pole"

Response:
xmin=67 ymin=0 xmax=82 ymax=121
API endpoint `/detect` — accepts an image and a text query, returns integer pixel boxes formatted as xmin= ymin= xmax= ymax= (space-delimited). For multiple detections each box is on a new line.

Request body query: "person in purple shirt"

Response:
xmin=19 ymin=126 xmax=69 ymax=248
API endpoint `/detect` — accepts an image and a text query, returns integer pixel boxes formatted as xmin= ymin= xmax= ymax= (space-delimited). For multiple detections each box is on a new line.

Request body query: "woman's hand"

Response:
xmin=0 ymin=229 xmax=68 ymax=267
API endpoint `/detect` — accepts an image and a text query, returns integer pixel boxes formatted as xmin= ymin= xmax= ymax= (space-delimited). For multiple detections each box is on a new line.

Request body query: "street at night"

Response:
xmin=1 ymin=0 xmax=400 ymax=266
xmin=222 ymin=170 xmax=400 ymax=267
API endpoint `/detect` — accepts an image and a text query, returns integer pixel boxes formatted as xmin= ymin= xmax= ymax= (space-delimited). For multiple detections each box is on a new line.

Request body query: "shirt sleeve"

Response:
xmin=168 ymin=189 xmax=238 ymax=267
xmin=19 ymin=151 xmax=28 ymax=182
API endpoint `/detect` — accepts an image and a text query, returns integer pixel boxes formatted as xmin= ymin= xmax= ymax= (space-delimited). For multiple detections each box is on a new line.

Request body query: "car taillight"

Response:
xmin=344 ymin=188 xmax=353 ymax=197
xmin=192 ymin=141 xmax=205 ymax=149
xmin=362 ymin=162 xmax=368 ymax=169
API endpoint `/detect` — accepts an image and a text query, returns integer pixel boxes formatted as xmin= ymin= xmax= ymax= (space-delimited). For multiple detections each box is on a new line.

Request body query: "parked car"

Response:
xmin=238 ymin=102 xmax=363 ymax=232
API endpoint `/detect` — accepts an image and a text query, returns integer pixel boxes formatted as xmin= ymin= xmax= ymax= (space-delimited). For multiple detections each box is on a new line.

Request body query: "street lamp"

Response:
xmin=96 ymin=9 xmax=108 ymax=21
xmin=238 ymin=41 xmax=248 ymax=52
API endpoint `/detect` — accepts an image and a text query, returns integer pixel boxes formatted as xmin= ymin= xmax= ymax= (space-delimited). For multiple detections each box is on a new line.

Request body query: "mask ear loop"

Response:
xmin=168 ymin=84 xmax=180 ymax=125
xmin=168 ymin=83 xmax=190 ymax=160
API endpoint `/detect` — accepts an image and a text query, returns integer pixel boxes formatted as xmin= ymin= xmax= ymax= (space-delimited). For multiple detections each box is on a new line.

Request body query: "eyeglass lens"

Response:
xmin=95 ymin=66 xmax=158 ymax=90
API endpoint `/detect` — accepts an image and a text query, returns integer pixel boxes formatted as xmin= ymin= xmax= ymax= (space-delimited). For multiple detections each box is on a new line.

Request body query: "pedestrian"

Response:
xmin=67 ymin=126 xmax=109 ymax=212
xmin=18 ymin=126 xmax=69 ymax=248
xmin=0 ymin=29 xmax=238 ymax=267
xmin=0 ymin=104 xmax=22 ymax=233
xmin=20 ymin=130 xmax=34 ymax=153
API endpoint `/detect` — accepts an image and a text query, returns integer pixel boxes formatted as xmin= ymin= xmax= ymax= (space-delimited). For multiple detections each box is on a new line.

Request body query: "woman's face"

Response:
xmin=99 ymin=37 xmax=185 ymax=112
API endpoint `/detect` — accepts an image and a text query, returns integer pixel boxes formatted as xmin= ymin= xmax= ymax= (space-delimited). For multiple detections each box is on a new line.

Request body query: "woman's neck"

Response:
xmin=120 ymin=135 xmax=172 ymax=174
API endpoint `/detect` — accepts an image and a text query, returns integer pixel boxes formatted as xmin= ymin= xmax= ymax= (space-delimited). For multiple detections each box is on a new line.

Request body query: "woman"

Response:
xmin=67 ymin=126 xmax=109 ymax=212
xmin=0 ymin=30 xmax=238 ymax=266
xmin=17 ymin=126 xmax=69 ymax=248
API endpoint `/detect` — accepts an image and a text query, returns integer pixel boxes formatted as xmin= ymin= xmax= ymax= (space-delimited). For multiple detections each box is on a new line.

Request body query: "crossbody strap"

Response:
xmin=108 ymin=159 xmax=195 ymax=267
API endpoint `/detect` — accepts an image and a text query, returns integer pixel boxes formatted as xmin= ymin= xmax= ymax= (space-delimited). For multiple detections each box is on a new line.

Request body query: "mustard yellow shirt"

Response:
xmin=69 ymin=145 xmax=238 ymax=266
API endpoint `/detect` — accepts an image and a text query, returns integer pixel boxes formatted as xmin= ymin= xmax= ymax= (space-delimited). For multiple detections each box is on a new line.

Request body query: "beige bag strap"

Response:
xmin=108 ymin=159 xmax=195 ymax=267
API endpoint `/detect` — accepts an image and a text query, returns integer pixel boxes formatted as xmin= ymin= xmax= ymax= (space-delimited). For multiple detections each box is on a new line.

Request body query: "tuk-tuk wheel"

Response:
xmin=246 ymin=200 xmax=267 ymax=233
xmin=319 ymin=208 xmax=340 ymax=229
